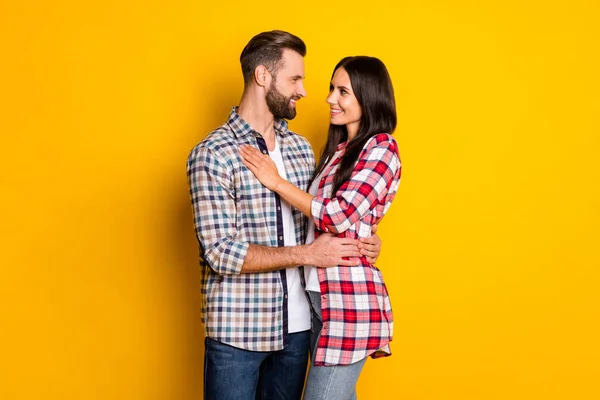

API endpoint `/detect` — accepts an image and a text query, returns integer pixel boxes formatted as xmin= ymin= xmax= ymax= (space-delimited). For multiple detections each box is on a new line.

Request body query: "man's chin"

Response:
xmin=287 ymin=107 xmax=297 ymax=120
xmin=275 ymin=110 xmax=297 ymax=120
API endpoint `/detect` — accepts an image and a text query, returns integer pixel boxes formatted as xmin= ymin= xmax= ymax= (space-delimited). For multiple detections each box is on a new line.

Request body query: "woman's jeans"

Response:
xmin=303 ymin=291 xmax=367 ymax=400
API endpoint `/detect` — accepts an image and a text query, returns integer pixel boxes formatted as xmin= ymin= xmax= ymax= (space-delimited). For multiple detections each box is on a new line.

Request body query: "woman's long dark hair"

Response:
xmin=310 ymin=56 xmax=397 ymax=194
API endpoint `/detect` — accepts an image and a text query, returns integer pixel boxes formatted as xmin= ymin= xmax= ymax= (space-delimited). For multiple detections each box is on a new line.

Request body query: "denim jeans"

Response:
xmin=303 ymin=291 xmax=367 ymax=400
xmin=204 ymin=331 xmax=310 ymax=400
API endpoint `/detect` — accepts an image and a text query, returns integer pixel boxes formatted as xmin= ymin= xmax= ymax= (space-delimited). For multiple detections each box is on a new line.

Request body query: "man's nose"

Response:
xmin=297 ymin=82 xmax=307 ymax=98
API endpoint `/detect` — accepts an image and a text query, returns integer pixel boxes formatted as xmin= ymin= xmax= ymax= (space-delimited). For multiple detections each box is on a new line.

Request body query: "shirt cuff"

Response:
xmin=311 ymin=196 xmax=328 ymax=232
xmin=207 ymin=240 xmax=250 ymax=275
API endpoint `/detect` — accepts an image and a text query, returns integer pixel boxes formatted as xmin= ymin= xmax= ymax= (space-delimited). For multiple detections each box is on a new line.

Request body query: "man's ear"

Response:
xmin=254 ymin=65 xmax=271 ymax=88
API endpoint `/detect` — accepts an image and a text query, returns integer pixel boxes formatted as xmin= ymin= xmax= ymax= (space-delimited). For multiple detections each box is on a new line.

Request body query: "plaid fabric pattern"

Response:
xmin=186 ymin=108 xmax=315 ymax=352
xmin=311 ymin=133 xmax=401 ymax=366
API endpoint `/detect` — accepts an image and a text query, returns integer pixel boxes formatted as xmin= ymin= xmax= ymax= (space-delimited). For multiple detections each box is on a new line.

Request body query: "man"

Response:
xmin=186 ymin=30 xmax=380 ymax=400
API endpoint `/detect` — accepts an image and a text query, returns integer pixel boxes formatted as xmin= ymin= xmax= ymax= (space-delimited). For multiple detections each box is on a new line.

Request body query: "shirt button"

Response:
xmin=279 ymin=236 xmax=283 ymax=240
xmin=262 ymin=150 xmax=267 ymax=154
xmin=277 ymin=206 xmax=281 ymax=210
xmin=322 ymin=323 xmax=328 ymax=330
xmin=321 ymin=295 xmax=327 ymax=300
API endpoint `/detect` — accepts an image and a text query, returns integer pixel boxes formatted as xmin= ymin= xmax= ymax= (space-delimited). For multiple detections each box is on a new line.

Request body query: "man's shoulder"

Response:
xmin=284 ymin=129 xmax=313 ymax=152
xmin=197 ymin=123 xmax=237 ymax=151
xmin=188 ymin=123 xmax=237 ymax=162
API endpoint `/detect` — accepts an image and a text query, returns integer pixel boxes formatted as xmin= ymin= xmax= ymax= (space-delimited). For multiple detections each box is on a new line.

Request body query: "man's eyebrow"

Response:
xmin=291 ymin=75 xmax=304 ymax=80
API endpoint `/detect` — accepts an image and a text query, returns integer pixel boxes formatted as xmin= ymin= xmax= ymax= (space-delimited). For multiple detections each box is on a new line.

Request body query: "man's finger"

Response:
xmin=360 ymin=249 xmax=376 ymax=257
xmin=338 ymin=258 xmax=361 ymax=266
xmin=335 ymin=245 xmax=361 ymax=255
xmin=359 ymin=238 xmax=380 ymax=248
xmin=359 ymin=242 xmax=378 ymax=251
xmin=318 ymin=232 xmax=334 ymax=239
xmin=333 ymin=238 xmax=360 ymax=246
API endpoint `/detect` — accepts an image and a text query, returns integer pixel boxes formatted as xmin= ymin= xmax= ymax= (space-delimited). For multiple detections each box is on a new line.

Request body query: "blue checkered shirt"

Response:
xmin=186 ymin=108 xmax=315 ymax=351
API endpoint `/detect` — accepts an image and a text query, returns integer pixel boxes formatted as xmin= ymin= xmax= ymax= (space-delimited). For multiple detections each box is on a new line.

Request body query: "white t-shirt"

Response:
xmin=269 ymin=138 xmax=311 ymax=333
xmin=303 ymin=150 xmax=344 ymax=292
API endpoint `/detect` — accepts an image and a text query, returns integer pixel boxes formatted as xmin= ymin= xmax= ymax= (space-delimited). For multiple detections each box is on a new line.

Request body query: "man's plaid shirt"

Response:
xmin=311 ymin=133 xmax=401 ymax=366
xmin=186 ymin=108 xmax=315 ymax=351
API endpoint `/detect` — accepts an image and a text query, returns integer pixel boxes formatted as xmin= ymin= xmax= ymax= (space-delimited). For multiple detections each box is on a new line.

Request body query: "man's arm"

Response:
xmin=188 ymin=144 xmax=252 ymax=276
xmin=241 ymin=233 xmax=361 ymax=273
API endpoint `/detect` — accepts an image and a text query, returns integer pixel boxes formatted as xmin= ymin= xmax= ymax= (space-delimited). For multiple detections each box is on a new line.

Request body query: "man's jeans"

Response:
xmin=204 ymin=331 xmax=310 ymax=400
xmin=303 ymin=291 xmax=367 ymax=400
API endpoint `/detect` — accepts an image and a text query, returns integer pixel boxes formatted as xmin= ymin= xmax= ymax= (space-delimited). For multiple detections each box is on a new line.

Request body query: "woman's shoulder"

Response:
xmin=364 ymin=133 xmax=399 ymax=152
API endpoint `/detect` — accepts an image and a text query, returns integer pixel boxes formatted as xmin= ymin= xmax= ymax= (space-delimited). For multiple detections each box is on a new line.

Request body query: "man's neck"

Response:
xmin=238 ymin=95 xmax=277 ymax=150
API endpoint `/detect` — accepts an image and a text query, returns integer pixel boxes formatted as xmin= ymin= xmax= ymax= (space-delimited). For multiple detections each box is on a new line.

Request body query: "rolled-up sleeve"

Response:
xmin=187 ymin=145 xmax=248 ymax=275
xmin=311 ymin=135 xmax=400 ymax=234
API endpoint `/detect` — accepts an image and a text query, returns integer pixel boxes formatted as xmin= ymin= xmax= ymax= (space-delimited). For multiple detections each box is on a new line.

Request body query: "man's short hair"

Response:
xmin=240 ymin=30 xmax=306 ymax=87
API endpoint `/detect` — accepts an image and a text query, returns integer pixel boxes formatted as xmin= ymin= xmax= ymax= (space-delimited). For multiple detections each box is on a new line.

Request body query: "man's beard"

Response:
xmin=266 ymin=82 xmax=297 ymax=120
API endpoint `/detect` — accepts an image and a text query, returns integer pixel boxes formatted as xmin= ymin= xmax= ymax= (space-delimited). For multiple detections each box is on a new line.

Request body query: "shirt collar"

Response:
xmin=336 ymin=141 xmax=348 ymax=151
xmin=227 ymin=107 xmax=290 ymax=140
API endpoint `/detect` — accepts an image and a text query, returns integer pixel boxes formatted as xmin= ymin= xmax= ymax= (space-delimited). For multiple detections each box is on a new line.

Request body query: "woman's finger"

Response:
xmin=241 ymin=157 xmax=258 ymax=173
xmin=240 ymin=147 xmax=263 ymax=167
xmin=243 ymin=145 xmax=264 ymax=160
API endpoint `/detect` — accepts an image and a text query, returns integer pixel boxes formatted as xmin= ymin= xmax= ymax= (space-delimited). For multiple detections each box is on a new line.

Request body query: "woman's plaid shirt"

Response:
xmin=186 ymin=108 xmax=315 ymax=352
xmin=311 ymin=133 xmax=401 ymax=366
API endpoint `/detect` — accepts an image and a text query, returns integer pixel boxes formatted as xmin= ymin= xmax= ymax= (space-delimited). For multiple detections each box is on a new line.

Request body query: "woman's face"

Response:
xmin=326 ymin=67 xmax=362 ymax=139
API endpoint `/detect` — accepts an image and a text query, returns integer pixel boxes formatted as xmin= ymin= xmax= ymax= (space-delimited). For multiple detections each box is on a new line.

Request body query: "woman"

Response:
xmin=240 ymin=56 xmax=401 ymax=400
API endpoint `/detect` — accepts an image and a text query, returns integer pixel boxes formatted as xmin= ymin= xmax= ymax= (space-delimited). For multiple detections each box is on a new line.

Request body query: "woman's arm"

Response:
xmin=310 ymin=134 xmax=400 ymax=234
xmin=240 ymin=134 xmax=400 ymax=234
xmin=239 ymin=144 xmax=315 ymax=217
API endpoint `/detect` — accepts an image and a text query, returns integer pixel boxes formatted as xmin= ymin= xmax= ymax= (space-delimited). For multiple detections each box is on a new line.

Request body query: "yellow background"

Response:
xmin=1 ymin=0 xmax=599 ymax=399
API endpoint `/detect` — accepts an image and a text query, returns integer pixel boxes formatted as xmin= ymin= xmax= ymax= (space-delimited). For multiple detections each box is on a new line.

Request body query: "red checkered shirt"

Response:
xmin=311 ymin=133 xmax=401 ymax=366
